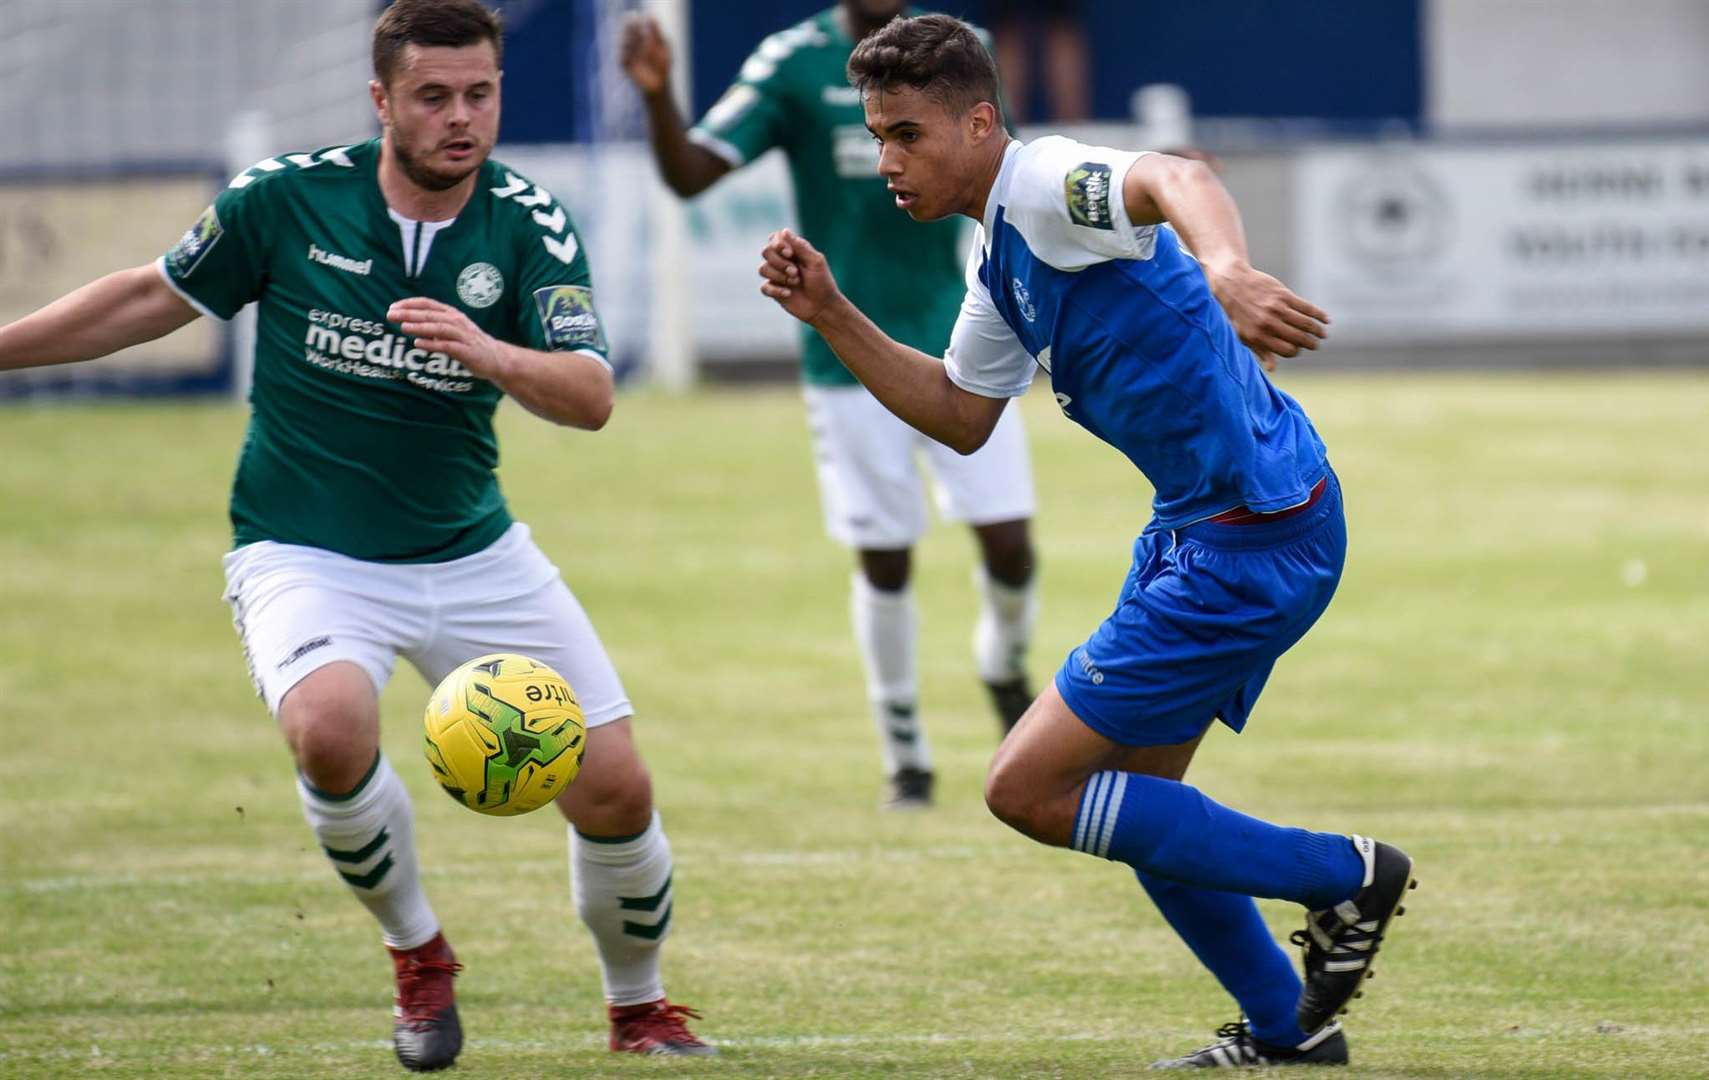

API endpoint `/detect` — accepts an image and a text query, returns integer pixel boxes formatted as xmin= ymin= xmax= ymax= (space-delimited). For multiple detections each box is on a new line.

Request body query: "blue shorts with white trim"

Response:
xmin=1054 ymin=470 xmax=1346 ymax=747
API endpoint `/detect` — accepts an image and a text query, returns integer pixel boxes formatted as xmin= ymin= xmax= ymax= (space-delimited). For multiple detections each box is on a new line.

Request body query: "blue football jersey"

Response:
xmin=943 ymin=137 xmax=1327 ymax=527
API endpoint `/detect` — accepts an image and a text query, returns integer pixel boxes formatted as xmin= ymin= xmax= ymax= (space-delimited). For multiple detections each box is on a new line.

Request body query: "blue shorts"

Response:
xmin=1055 ymin=470 xmax=1346 ymax=747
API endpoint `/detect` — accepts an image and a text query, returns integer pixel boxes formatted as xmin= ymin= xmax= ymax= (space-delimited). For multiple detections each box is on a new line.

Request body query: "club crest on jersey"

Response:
xmin=166 ymin=205 xmax=224 ymax=277
xmin=1066 ymin=162 xmax=1116 ymax=230
xmin=1012 ymin=278 xmax=1038 ymax=322
xmin=533 ymin=285 xmax=606 ymax=352
xmin=457 ymin=262 xmax=504 ymax=309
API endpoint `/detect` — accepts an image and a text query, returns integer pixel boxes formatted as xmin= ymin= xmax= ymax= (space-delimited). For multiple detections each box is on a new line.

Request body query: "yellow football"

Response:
xmin=422 ymin=653 xmax=586 ymax=816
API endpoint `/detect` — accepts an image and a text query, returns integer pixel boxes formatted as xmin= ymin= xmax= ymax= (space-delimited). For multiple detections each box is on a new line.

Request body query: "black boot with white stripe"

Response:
xmin=1151 ymin=1018 xmax=1348 ymax=1069
xmin=1293 ymin=835 xmax=1416 ymax=1035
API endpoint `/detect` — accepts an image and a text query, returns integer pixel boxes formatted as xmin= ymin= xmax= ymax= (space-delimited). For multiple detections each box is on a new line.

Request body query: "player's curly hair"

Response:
xmin=846 ymin=13 xmax=1003 ymax=120
xmin=373 ymin=0 xmax=504 ymax=85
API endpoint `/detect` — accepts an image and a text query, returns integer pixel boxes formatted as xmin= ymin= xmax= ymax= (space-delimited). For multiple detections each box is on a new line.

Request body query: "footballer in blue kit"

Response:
xmin=759 ymin=13 xmax=1418 ymax=1070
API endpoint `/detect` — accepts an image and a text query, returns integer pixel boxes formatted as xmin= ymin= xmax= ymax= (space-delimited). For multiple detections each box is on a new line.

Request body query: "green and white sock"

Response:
xmin=973 ymin=566 xmax=1037 ymax=684
xmin=850 ymin=572 xmax=931 ymax=775
xmin=570 ymin=811 xmax=673 ymax=1006
xmin=296 ymin=753 xmax=438 ymax=949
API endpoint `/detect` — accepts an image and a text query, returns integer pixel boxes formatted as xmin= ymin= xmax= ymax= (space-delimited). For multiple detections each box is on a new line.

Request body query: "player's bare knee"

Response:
xmin=983 ymin=755 xmax=1037 ymax=836
xmin=589 ymin=761 xmax=654 ymax=823
xmin=295 ymin=740 xmax=376 ymax=796
xmin=975 ymin=519 xmax=1035 ymax=586
xmin=988 ymin=545 xmax=1035 ymax=587
xmin=859 ymin=548 xmax=911 ymax=592
xmin=281 ymin=711 xmax=371 ymax=785
xmin=986 ymin=754 xmax=1076 ymax=844
xmin=277 ymin=665 xmax=378 ymax=792
xmin=555 ymin=737 xmax=654 ymax=833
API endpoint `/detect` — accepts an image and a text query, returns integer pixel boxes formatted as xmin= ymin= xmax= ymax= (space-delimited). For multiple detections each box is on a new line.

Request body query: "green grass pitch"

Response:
xmin=1 ymin=373 xmax=1705 ymax=1078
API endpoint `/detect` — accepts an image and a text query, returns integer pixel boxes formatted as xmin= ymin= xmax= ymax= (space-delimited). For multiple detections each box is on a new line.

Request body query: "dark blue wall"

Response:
xmin=484 ymin=0 xmax=1421 ymax=142
xmin=488 ymin=0 xmax=587 ymax=144
xmin=1080 ymin=1 xmax=1421 ymax=132
xmin=689 ymin=1 xmax=1420 ymax=132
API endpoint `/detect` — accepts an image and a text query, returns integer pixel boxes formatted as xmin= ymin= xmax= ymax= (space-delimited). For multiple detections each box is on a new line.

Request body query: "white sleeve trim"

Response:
xmin=943 ymin=360 xmax=1031 ymax=400
xmin=567 ymin=347 xmax=613 ymax=373
xmin=687 ymin=128 xmax=747 ymax=168
xmin=943 ymin=250 xmax=1036 ymax=399
xmin=153 ymin=256 xmax=223 ymax=321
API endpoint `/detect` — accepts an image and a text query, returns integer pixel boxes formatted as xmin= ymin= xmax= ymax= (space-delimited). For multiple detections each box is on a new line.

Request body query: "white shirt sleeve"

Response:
xmin=1004 ymin=135 xmax=1157 ymax=270
xmin=943 ymin=240 xmax=1036 ymax=399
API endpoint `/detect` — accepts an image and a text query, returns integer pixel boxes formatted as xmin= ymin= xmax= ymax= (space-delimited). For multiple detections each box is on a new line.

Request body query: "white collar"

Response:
xmin=386 ymin=208 xmax=455 ymax=278
xmin=386 ymin=207 xmax=456 ymax=231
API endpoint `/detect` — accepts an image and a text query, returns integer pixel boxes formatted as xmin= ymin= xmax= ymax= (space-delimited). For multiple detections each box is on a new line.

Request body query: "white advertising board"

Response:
xmin=0 ymin=175 xmax=225 ymax=391
xmin=1295 ymin=139 xmax=1709 ymax=341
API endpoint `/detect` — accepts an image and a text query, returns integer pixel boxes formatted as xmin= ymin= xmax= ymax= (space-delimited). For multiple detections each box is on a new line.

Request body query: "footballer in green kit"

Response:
xmin=182 ymin=140 xmax=593 ymax=563
xmin=0 ymin=0 xmax=714 ymax=1069
xmin=624 ymin=1 xmax=1040 ymax=810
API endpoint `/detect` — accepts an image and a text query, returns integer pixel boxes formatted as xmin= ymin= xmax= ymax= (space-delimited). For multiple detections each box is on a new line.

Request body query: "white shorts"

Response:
xmin=803 ymin=384 xmax=1036 ymax=549
xmin=221 ymin=523 xmax=632 ymax=727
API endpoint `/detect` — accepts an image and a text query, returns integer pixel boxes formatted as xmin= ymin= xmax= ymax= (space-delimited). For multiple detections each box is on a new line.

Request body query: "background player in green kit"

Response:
xmin=0 ymin=0 xmax=713 ymax=1069
xmin=623 ymin=1 xmax=1040 ymax=810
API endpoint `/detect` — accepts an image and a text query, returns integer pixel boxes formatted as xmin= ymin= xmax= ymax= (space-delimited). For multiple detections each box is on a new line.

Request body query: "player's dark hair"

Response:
xmin=373 ymin=0 xmax=504 ymax=85
xmin=846 ymin=13 xmax=1003 ymax=120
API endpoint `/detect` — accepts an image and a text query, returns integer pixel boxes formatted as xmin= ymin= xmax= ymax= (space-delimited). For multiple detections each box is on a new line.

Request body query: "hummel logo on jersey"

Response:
xmin=307 ymin=243 xmax=372 ymax=276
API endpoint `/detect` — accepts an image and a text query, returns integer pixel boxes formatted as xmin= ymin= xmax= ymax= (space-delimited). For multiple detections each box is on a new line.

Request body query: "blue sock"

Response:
xmin=1137 ymin=871 xmax=1308 ymax=1048
xmin=1072 ymin=771 xmax=1363 ymax=909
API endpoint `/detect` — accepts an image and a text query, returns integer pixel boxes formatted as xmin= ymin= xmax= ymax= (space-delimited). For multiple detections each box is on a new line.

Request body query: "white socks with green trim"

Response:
xmin=296 ymin=753 xmax=437 ymax=950
xmin=973 ymin=566 xmax=1037 ymax=684
xmin=850 ymin=572 xmax=931 ymax=776
xmin=570 ymin=811 xmax=673 ymax=1006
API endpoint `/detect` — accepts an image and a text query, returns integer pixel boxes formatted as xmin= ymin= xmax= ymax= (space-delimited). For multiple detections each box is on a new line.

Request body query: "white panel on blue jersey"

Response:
xmin=944 ymin=244 xmax=1036 ymax=399
xmin=945 ymin=135 xmax=1178 ymax=399
xmin=980 ymin=136 xmax=1156 ymax=271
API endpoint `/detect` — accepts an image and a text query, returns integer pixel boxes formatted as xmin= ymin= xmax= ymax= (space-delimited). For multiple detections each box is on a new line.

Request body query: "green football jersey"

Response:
xmin=158 ymin=139 xmax=608 ymax=563
xmin=690 ymin=7 xmax=970 ymax=387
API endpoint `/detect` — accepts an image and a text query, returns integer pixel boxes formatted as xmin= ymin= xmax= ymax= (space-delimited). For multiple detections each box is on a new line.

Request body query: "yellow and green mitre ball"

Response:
xmin=423 ymin=653 xmax=586 ymax=816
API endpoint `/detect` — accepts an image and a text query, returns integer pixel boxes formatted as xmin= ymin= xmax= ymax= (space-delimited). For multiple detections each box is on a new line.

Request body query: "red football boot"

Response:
xmin=387 ymin=932 xmax=463 ymax=1072
xmin=608 ymin=999 xmax=717 ymax=1056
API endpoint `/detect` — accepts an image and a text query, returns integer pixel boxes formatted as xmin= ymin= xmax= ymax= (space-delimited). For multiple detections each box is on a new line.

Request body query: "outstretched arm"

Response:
xmin=759 ymin=230 xmax=1006 ymax=455
xmin=1122 ymin=154 xmax=1328 ymax=370
xmin=0 ymin=264 xmax=199 ymax=372
xmin=621 ymin=14 xmax=733 ymax=198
